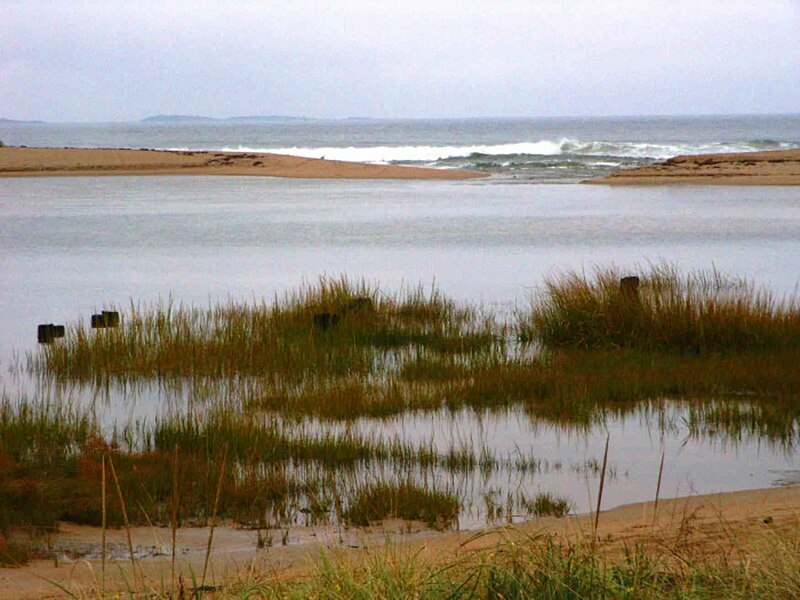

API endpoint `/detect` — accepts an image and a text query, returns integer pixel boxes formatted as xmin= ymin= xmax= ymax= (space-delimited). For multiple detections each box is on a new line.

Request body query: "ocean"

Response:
xmin=2 ymin=114 xmax=800 ymax=182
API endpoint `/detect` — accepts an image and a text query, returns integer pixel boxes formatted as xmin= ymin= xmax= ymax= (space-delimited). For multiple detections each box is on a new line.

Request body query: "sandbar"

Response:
xmin=0 ymin=146 xmax=486 ymax=180
xmin=591 ymin=148 xmax=800 ymax=185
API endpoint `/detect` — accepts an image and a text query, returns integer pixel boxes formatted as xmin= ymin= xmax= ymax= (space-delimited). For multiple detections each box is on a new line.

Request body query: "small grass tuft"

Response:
xmin=343 ymin=481 xmax=460 ymax=529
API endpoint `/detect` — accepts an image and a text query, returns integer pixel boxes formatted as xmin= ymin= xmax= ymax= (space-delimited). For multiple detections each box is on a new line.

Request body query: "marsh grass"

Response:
xmin=343 ymin=481 xmax=460 ymax=529
xmin=0 ymin=397 xmax=96 ymax=536
xmin=28 ymin=270 xmax=800 ymax=426
xmin=32 ymin=277 xmax=497 ymax=382
xmin=520 ymin=492 xmax=572 ymax=518
xmin=11 ymin=268 xmax=800 ymax=572
xmin=520 ymin=264 xmax=800 ymax=352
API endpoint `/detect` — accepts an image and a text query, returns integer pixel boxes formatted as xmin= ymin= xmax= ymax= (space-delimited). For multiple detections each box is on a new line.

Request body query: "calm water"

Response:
xmin=1 ymin=175 xmax=799 ymax=520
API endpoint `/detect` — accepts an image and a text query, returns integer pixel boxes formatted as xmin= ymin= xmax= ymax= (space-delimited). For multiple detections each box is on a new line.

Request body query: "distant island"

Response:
xmin=0 ymin=117 xmax=45 ymax=124
xmin=141 ymin=114 xmax=311 ymax=123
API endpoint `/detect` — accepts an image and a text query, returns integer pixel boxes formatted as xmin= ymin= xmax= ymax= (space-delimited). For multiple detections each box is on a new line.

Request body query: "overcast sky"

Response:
xmin=2 ymin=0 xmax=799 ymax=122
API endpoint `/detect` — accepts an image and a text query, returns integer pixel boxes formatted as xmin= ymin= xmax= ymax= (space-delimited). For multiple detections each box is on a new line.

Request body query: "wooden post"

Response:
xmin=37 ymin=324 xmax=55 ymax=344
xmin=620 ymin=276 xmax=640 ymax=299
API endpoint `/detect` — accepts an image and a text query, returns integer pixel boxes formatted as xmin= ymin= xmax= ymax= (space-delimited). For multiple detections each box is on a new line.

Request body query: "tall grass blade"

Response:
xmin=107 ymin=454 xmax=137 ymax=577
xmin=593 ymin=434 xmax=610 ymax=543
xmin=202 ymin=445 xmax=227 ymax=589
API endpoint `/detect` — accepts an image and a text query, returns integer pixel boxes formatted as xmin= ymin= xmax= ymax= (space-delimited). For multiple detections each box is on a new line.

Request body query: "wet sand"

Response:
xmin=0 ymin=147 xmax=486 ymax=180
xmin=3 ymin=484 xmax=797 ymax=598
xmin=591 ymin=148 xmax=800 ymax=185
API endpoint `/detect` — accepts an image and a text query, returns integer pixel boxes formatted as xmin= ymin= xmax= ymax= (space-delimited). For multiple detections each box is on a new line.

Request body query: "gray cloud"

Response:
xmin=2 ymin=0 xmax=799 ymax=121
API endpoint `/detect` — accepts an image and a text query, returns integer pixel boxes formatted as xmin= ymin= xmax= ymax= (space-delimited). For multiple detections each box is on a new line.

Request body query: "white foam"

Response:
xmin=217 ymin=142 xmax=565 ymax=163
xmin=164 ymin=139 xmax=798 ymax=164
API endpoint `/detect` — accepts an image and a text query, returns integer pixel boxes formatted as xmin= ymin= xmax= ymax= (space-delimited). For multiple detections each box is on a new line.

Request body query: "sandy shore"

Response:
xmin=0 ymin=147 xmax=486 ymax=180
xmin=3 ymin=483 xmax=797 ymax=598
xmin=591 ymin=148 xmax=800 ymax=185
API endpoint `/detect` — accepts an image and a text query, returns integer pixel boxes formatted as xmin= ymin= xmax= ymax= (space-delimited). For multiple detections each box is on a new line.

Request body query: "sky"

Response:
xmin=1 ymin=0 xmax=799 ymax=122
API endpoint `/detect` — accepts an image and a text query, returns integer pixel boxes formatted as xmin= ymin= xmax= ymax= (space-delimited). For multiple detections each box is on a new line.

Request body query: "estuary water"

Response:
xmin=1 ymin=175 xmax=799 ymax=521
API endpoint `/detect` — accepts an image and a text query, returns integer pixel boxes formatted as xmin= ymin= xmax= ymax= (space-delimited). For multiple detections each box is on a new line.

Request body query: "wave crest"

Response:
xmin=216 ymin=138 xmax=797 ymax=164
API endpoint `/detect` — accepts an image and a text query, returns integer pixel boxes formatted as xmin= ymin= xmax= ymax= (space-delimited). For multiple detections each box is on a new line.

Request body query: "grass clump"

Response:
xmin=520 ymin=264 xmax=800 ymax=352
xmin=343 ymin=481 xmax=460 ymax=529
xmin=521 ymin=492 xmax=572 ymax=518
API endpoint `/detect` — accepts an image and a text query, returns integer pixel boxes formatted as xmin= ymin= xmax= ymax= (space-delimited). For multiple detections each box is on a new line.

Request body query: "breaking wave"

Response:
xmin=216 ymin=139 xmax=798 ymax=164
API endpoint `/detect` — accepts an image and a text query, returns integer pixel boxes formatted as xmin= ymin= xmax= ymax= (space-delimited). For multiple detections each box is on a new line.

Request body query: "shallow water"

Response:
xmin=1 ymin=176 xmax=799 ymax=523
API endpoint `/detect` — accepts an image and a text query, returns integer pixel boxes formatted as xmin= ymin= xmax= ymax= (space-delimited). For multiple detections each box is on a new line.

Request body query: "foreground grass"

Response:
xmin=262 ymin=530 xmax=800 ymax=600
xmin=30 ymin=523 xmax=800 ymax=599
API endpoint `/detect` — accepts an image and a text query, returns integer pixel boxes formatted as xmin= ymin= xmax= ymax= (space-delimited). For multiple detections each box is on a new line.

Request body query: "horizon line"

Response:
xmin=3 ymin=111 xmax=800 ymax=125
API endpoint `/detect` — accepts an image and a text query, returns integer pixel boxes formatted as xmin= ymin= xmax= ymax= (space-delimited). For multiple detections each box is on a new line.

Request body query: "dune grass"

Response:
xmin=239 ymin=525 xmax=800 ymax=600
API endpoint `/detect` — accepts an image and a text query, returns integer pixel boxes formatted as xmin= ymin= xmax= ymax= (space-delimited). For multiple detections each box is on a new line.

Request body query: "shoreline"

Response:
xmin=590 ymin=148 xmax=800 ymax=185
xmin=0 ymin=146 xmax=486 ymax=180
xmin=3 ymin=483 xmax=797 ymax=598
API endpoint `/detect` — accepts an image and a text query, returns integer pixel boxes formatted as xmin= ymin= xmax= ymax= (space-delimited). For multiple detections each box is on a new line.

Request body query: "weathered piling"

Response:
xmin=313 ymin=312 xmax=340 ymax=330
xmin=38 ymin=323 xmax=64 ymax=343
xmin=91 ymin=311 xmax=119 ymax=328
xmin=620 ymin=276 xmax=640 ymax=300
xmin=37 ymin=324 xmax=55 ymax=344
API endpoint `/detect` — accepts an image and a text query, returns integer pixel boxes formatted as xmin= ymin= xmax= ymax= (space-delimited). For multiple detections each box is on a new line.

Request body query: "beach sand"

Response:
xmin=0 ymin=147 xmax=486 ymax=180
xmin=591 ymin=148 xmax=800 ymax=185
xmin=2 ymin=484 xmax=797 ymax=598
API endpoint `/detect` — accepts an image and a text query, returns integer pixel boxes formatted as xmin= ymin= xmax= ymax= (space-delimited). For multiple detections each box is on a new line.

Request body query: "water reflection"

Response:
xmin=5 ymin=368 xmax=797 ymax=527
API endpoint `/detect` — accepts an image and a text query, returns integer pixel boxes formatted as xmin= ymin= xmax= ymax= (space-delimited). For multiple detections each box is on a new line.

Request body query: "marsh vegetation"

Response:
xmin=3 ymin=265 xmax=800 ymax=568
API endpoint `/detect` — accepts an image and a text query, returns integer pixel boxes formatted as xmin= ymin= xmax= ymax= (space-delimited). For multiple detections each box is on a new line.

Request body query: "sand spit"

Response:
xmin=591 ymin=148 xmax=800 ymax=185
xmin=2 ymin=484 xmax=797 ymax=598
xmin=0 ymin=147 xmax=486 ymax=180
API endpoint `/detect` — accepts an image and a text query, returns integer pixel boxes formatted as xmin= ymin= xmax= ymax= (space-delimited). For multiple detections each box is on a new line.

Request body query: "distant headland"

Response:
xmin=140 ymin=114 xmax=311 ymax=123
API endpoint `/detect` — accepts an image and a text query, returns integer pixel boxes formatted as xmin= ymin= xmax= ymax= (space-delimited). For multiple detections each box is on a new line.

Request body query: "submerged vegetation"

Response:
xmin=4 ymin=265 xmax=800 ymax=567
